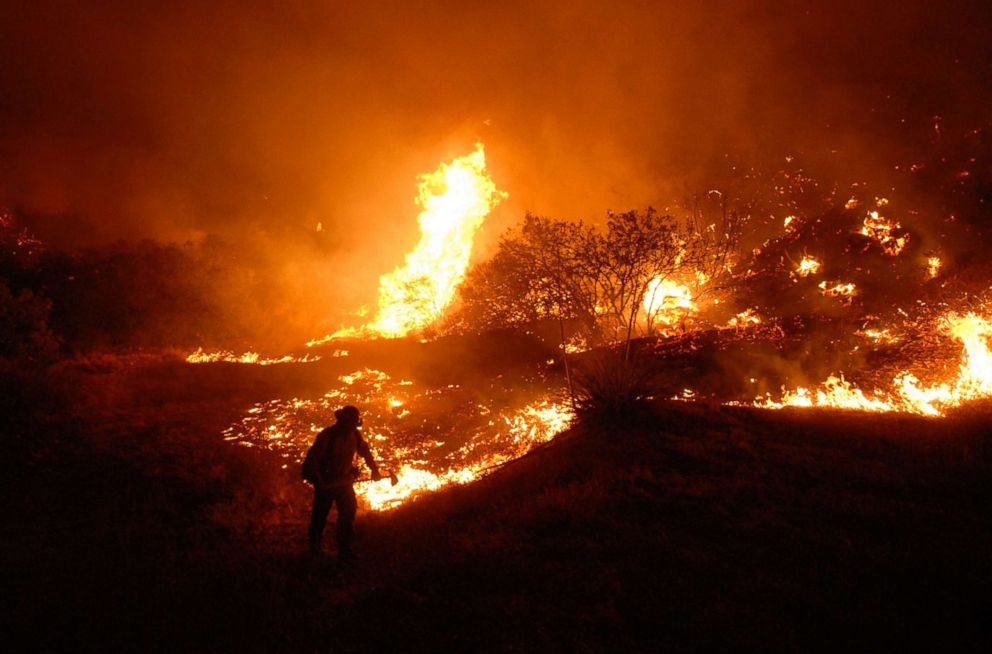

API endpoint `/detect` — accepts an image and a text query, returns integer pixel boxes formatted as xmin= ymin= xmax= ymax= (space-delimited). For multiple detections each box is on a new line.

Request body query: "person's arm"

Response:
xmin=356 ymin=433 xmax=381 ymax=481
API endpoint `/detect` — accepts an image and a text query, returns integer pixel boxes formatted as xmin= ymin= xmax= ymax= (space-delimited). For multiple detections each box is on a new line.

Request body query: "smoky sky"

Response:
xmin=1 ymin=0 xmax=991 ymax=254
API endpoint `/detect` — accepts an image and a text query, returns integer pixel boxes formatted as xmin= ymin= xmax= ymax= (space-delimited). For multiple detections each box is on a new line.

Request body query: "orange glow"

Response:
xmin=860 ymin=210 xmax=908 ymax=256
xmin=855 ymin=328 xmax=899 ymax=345
xmin=795 ymin=255 xmax=820 ymax=277
xmin=643 ymin=277 xmax=696 ymax=330
xmin=336 ymin=144 xmax=506 ymax=339
xmin=727 ymin=308 xmax=762 ymax=328
xmin=223 ymin=365 xmax=573 ymax=511
xmin=185 ymin=348 xmax=320 ymax=365
xmin=818 ymin=280 xmax=857 ymax=303
xmin=361 ymin=399 xmax=573 ymax=510
xmin=754 ymin=311 xmax=992 ymax=416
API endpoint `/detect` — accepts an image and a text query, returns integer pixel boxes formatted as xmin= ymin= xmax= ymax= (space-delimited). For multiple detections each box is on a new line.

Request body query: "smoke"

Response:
xmin=1 ymin=1 xmax=990 ymax=342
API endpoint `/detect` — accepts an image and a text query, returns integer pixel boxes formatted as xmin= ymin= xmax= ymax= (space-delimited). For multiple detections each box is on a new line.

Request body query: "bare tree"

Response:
xmin=593 ymin=209 xmax=685 ymax=359
xmin=501 ymin=215 xmax=601 ymax=406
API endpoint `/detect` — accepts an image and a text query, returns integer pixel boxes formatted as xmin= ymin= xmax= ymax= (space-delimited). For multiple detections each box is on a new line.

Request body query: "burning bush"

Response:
xmin=454 ymin=208 xmax=741 ymax=350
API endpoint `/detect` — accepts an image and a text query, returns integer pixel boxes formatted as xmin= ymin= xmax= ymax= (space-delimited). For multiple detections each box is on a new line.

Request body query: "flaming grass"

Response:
xmin=185 ymin=348 xmax=321 ymax=365
xmin=752 ymin=310 xmax=992 ymax=416
xmin=221 ymin=367 xmax=572 ymax=510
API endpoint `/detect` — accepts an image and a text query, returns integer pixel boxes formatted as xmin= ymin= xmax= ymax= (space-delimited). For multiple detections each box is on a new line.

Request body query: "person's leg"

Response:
xmin=308 ymin=487 xmax=333 ymax=552
xmin=335 ymin=485 xmax=358 ymax=559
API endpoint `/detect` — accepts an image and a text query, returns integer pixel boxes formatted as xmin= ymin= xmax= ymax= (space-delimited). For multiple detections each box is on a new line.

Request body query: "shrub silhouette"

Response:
xmin=573 ymin=351 xmax=655 ymax=427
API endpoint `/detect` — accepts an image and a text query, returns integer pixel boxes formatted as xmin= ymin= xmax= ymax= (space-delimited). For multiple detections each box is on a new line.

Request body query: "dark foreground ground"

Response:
xmin=2 ymin=360 xmax=991 ymax=652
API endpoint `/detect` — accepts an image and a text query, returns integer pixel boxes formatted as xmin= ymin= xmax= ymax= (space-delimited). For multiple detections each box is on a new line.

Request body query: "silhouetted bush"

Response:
xmin=573 ymin=351 xmax=655 ymax=426
xmin=0 ymin=280 xmax=60 ymax=364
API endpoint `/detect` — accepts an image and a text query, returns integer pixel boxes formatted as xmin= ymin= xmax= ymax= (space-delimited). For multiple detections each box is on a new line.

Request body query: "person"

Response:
xmin=306 ymin=405 xmax=381 ymax=561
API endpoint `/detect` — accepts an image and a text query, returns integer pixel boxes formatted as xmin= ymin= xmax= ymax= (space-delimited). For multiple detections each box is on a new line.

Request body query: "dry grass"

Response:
xmin=2 ymin=362 xmax=990 ymax=651
xmin=572 ymin=350 xmax=657 ymax=427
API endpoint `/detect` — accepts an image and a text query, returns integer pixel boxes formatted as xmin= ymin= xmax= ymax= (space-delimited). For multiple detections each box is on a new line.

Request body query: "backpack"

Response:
xmin=301 ymin=434 xmax=324 ymax=483
xmin=301 ymin=445 xmax=317 ymax=483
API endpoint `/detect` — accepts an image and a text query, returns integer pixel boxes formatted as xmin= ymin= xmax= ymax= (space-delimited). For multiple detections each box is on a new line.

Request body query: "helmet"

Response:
xmin=334 ymin=405 xmax=361 ymax=425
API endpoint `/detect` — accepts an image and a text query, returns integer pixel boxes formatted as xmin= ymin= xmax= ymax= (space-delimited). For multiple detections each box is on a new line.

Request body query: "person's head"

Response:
xmin=334 ymin=405 xmax=362 ymax=429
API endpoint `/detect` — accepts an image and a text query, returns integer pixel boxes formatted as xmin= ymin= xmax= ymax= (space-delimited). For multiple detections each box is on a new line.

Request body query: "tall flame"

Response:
xmin=946 ymin=312 xmax=992 ymax=397
xmin=358 ymin=143 xmax=506 ymax=338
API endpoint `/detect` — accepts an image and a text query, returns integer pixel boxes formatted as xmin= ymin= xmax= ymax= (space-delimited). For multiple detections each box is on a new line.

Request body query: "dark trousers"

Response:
xmin=308 ymin=484 xmax=357 ymax=553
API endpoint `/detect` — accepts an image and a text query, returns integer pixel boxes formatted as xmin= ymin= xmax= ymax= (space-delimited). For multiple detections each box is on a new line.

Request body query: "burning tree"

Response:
xmin=456 ymin=207 xmax=741 ymax=354
xmin=454 ymin=214 xmax=600 ymax=340
xmin=451 ymin=206 xmax=742 ymax=417
xmin=594 ymin=208 xmax=740 ymax=354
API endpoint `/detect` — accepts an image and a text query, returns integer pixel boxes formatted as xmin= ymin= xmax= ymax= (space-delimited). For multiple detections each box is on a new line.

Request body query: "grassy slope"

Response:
xmin=344 ymin=404 xmax=992 ymax=652
xmin=2 ymin=363 xmax=991 ymax=652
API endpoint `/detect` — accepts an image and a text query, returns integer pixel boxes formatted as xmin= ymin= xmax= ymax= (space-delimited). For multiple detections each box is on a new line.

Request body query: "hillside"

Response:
xmin=3 ymin=361 xmax=989 ymax=651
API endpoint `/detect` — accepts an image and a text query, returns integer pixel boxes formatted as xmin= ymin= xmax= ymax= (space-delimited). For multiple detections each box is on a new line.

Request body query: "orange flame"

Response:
xmin=223 ymin=363 xmax=574 ymax=511
xmin=818 ymin=280 xmax=857 ymax=303
xmin=361 ymin=400 xmax=573 ymax=510
xmin=754 ymin=311 xmax=992 ymax=416
xmin=643 ymin=278 xmax=696 ymax=330
xmin=727 ymin=308 xmax=762 ymax=328
xmin=185 ymin=348 xmax=320 ymax=365
xmin=795 ymin=255 xmax=820 ymax=277
xmin=856 ymin=328 xmax=899 ymax=345
xmin=339 ymin=143 xmax=506 ymax=339
xmin=860 ymin=210 xmax=908 ymax=256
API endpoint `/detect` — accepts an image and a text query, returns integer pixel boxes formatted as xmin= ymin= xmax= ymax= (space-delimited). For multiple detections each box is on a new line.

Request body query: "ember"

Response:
xmin=727 ymin=308 xmax=762 ymax=329
xmin=185 ymin=349 xmax=321 ymax=365
xmin=795 ymin=255 xmax=820 ymax=278
xmin=223 ymin=366 xmax=573 ymax=510
xmin=855 ymin=328 xmax=899 ymax=345
xmin=860 ymin=210 xmax=909 ymax=256
xmin=818 ymin=280 xmax=857 ymax=303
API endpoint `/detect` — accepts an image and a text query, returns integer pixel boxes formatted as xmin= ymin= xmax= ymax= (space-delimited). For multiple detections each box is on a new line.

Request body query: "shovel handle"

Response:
xmin=355 ymin=469 xmax=399 ymax=486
